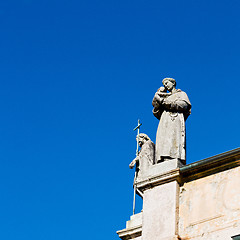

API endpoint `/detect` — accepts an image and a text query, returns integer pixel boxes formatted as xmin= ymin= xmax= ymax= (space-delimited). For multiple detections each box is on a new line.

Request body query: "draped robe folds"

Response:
xmin=137 ymin=140 xmax=155 ymax=180
xmin=152 ymin=90 xmax=191 ymax=163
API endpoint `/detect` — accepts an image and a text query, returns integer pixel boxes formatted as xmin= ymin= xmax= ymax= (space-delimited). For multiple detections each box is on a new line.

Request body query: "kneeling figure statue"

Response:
xmin=129 ymin=133 xmax=155 ymax=180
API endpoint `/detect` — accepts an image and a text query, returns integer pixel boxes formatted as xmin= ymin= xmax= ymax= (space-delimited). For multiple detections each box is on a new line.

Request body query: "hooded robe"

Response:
xmin=152 ymin=89 xmax=191 ymax=163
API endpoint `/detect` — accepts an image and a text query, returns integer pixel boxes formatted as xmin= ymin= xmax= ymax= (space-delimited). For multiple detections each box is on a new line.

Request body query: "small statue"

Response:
xmin=152 ymin=78 xmax=191 ymax=164
xmin=129 ymin=133 xmax=155 ymax=179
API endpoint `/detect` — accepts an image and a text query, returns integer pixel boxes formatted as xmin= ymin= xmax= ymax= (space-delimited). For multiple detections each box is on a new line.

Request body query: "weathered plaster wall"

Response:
xmin=179 ymin=166 xmax=240 ymax=239
xmin=118 ymin=149 xmax=240 ymax=240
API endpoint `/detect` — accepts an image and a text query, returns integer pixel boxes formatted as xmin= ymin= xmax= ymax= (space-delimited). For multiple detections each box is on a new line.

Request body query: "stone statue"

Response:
xmin=152 ymin=78 xmax=191 ymax=164
xmin=129 ymin=133 xmax=155 ymax=179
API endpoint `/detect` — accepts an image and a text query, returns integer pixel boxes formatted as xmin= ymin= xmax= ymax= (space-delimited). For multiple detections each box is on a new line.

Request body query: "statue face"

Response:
xmin=163 ymin=80 xmax=174 ymax=92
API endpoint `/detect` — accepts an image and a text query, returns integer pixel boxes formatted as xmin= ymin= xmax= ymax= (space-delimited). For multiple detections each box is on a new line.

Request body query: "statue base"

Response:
xmin=136 ymin=158 xmax=184 ymax=184
xmin=118 ymin=160 xmax=182 ymax=240
xmin=136 ymin=159 xmax=182 ymax=240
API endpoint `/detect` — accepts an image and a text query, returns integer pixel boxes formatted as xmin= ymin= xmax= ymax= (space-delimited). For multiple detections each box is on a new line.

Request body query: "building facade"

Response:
xmin=117 ymin=148 xmax=240 ymax=240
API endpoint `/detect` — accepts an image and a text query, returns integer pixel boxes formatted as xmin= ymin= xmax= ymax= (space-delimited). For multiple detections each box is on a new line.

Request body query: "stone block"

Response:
xmin=117 ymin=213 xmax=142 ymax=240
xmin=126 ymin=212 xmax=142 ymax=229
xmin=142 ymin=181 xmax=179 ymax=240
xmin=136 ymin=159 xmax=183 ymax=183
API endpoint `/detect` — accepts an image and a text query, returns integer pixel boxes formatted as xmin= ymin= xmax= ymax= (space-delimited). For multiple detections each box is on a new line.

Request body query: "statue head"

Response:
xmin=162 ymin=78 xmax=176 ymax=92
xmin=137 ymin=133 xmax=150 ymax=147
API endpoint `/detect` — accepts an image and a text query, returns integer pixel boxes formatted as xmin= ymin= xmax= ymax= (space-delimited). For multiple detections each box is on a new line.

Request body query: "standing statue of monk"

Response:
xmin=152 ymin=78 xmax=191 ymax=164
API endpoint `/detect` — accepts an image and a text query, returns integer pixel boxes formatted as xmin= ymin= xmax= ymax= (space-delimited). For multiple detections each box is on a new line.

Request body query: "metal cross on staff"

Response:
xmin=132 ymin=119 xmax=142 ymax=215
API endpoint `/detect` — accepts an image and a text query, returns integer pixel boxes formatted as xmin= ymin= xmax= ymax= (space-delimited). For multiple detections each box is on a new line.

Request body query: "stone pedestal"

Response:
xmin=117 ymin=159 xmax=182 ymax=240
xmin=136 ymin=159 xmax=181 ymax=240
xmin=135 ymin=158 xmax=183 ymax=184
xmin=142 ymin=181 xmax=179 ymax=240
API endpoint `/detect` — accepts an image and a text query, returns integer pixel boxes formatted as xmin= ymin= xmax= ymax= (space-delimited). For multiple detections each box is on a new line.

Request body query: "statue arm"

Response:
xmin=162 ymin=92 xmax=191 ymax=112
xmin=175 ymin=100 xmax=191 ymax=110
xmin=163 ymin=99 xmax=189 ymax=111
xmin=129 ymin=156 xmax=139 ymax=169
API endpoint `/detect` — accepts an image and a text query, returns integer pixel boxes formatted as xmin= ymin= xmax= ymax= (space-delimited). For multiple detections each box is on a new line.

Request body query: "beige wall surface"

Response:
xmin=179 ymin=166 xmax=240 ymax=239
xmin=117 ymin=149 xmax=240 ymax=240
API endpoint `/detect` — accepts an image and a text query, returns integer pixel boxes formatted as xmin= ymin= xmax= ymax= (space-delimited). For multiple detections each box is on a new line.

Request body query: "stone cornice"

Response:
xmin=136 ymin=168 xmax=180 ymax=192
xmin=134 ymin=148 xmax=240 ymax=190
xmin=180 ymin=147 xmax=240 ymax=183
xmin=117 ymin=225 xmax=142 ymax=240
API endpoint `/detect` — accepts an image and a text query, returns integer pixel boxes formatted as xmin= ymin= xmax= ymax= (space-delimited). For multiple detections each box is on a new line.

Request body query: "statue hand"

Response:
xmin=163 ymin=99 xmax=172 ymax=110
xmin=129 ymin=157 xmax=139 ymax=169
xmin=129 ymin=159 xmax=136 ymax=169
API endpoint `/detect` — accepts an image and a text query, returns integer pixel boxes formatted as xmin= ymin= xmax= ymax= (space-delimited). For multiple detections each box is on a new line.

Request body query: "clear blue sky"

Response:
xmin=0 ymin=0 xmax=239 ymax=239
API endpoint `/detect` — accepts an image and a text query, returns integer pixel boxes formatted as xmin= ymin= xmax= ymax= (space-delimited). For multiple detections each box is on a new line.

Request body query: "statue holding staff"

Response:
xmin=152 ymin=78 xmax=191 ymax=164
xmin=129 ymin=119 xmax=155 ymax=214
xmin=129 ymin=133 xmax=155 ymax=177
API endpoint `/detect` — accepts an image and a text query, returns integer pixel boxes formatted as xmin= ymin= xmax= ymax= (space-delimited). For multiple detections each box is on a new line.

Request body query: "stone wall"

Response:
xmin=179 ymin=166 xmax=240 ymax=239
xmin=117 ymin=148 xmax=240 ymax=240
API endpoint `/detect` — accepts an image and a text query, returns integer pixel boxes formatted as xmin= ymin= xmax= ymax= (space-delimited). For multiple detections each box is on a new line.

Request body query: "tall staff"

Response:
xmin=132 ymin=119 xmax=142 ymax=215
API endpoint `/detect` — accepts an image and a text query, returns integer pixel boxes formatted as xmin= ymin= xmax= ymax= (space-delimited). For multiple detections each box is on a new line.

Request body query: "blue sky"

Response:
xmin=0 ymin=0 xmax=239 ymax=239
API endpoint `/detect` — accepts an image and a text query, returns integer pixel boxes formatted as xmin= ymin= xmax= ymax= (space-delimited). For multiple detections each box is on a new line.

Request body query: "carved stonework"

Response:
xmin=152 ymin=78 xmax=191 ymax=164
xmin=129 ymin=133 xmax=155 ymax=180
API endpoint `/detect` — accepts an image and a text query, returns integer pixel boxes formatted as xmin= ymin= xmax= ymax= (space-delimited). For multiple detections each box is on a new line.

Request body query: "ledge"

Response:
xmin=136 ymin=168 xmax=180 ymax=192
xmin=180 ymin=147 xmax=240 ymax=182
xmin=117 ymin=225 xmax=142 ymax=240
